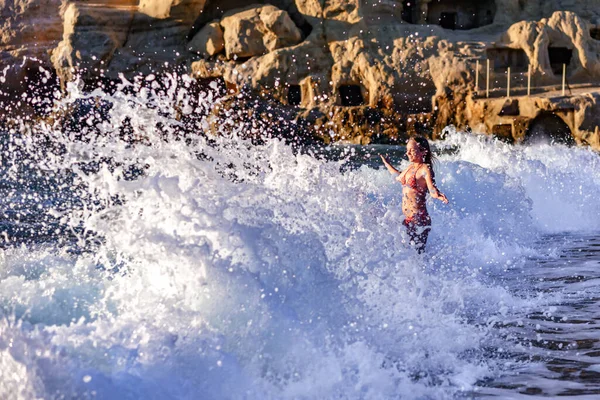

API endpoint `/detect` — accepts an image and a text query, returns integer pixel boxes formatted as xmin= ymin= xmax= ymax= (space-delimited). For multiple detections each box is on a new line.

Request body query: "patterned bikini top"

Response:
xmin=400 ymin=163 xmax=426 ymax=193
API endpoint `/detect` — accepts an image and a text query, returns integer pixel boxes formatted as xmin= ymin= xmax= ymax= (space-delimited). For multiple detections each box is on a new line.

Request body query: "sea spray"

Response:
xmin=440 ymin=129 xmax=600 ymax=233
xmin=0 ymin=74 xmax=597 ymax=398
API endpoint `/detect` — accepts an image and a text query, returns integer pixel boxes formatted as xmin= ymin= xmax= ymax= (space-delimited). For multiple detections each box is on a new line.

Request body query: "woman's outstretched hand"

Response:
xmin=439 ymin=193 xmax=449 ymax=204
xmin=380 ymin=154 xmax=400 ymax=175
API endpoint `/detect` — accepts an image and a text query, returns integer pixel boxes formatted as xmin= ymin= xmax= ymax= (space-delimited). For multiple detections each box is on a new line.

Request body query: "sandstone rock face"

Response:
xmin=0 ymin=0 xmax=63 ymax=93
xmin=52 ymin=1 xmax=136 ymax=84
xmin=49 ymin=0 xmax=207 ymax=82
xmin=220 ymin=5 xmax=302 ymax=59
xmin=0 ymin=0 xmax=63 ymax=55
xmin=191 ymin=2 xmax=600 ymax=147
xmin=4 ymin=0 xmax=600 ymax=148
xmin=496 ymin=11 xmax=600 ymax=85
xmin=188 ymin=21 xmax=224 ymax=56
xmin=139 ymin=0 xmax=206 ymax=23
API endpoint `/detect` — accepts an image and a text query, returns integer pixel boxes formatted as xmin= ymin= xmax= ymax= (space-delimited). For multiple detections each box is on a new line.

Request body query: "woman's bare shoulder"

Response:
xmin=418 ymin=163 xmax=432 ymax=176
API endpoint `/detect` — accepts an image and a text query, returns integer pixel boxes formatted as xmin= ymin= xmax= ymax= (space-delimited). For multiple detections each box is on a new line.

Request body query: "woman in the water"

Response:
xmin=380 ymin=137 xmax=449 ymax=253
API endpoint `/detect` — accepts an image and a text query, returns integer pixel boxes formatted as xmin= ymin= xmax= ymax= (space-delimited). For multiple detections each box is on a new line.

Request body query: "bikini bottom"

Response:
xmin=403 ymin=213 xmax=431 ymax=254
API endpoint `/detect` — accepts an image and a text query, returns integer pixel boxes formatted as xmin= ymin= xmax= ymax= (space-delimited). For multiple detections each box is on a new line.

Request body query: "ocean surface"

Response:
xmin=1 ymin=76 xmax=600 ymax=399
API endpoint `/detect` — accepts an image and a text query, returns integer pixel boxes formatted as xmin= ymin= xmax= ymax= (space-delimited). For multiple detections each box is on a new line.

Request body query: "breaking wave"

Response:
xmin=0 ymin=74 xmax=599 ymax=399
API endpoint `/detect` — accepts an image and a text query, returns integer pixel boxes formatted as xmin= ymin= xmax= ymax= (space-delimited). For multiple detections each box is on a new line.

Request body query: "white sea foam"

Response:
xmin=0 ymin=78 xmax=598 ymax=399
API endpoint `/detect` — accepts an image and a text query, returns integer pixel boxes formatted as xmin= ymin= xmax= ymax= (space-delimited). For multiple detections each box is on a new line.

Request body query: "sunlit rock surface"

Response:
xmin=188 ymin=21 xmax=224 ymax=57
xmin=51 ymin=1 xmax=136 ymax=84
xmin=220 ymin=5 xmax=302 ymax=59
xmin=3 ymin=0 xmax=600 ymax=148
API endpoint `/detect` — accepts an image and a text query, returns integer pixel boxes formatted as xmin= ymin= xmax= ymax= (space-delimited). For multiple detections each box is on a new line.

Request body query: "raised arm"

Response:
xmin=423 ymin=166 xmax=449 ymax=204
xmin=380 ymin=155 xmax=401 ymax=175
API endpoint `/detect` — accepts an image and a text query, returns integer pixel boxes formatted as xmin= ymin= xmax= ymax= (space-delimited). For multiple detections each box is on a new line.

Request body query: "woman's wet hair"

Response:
xmin=410 ymin=136 xmax=436 ymax=178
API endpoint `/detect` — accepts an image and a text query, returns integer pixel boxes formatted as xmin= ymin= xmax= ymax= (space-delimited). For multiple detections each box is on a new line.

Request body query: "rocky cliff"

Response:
xmin=2 ymin=0 xmax=600 ymax=148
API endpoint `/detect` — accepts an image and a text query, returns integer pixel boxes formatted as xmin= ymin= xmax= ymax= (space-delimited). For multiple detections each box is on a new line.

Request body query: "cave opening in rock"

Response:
xmin=401 ymin=0 xmax=415 ymax=23
xmin=287 ymin=85 xmax=301 ymax=106
xmin=339 ymin=85 xmax=364 ymax=106
xmin=591 ymin=28 xmax=600 ymax=40
xmin=426 ymin=0 xmax=495 ymax=30
xmin=487 ymin=48 xmax=529 ymax=72
xmin=188 ymin=0 xmax=312 ymax=41
xmin=440 ymin=12 xmax=456 ymax=30
xmin=492 ymin=124 xmax=513 ymax=142
xmin=525 ymin=112 xmax=574 ymax=145
xmin=548 ymin=47 xmax=573 ymax=75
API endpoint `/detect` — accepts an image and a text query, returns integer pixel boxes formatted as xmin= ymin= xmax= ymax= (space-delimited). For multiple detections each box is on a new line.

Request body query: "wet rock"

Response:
xmin=0 ymin=0 xmax=63 ymax=96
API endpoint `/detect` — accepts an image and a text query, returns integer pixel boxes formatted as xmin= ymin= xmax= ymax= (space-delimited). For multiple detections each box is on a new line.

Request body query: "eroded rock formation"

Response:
xmin=219 ymin=5 xmax=303 ymax=59
xmin=3 ymin=0 xmax=600 ymax=148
